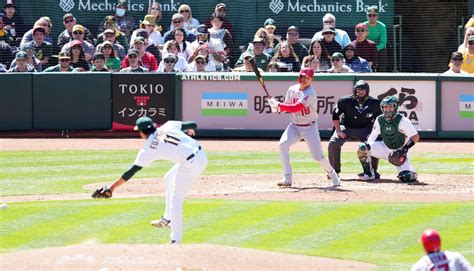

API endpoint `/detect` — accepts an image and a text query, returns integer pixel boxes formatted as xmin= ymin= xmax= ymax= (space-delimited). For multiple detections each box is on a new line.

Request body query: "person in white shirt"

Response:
xmin=130 ymin=15 xmax=163 ymax=48
xmin=444 ymin=52 xmax=468 ymax=74
xmin=311 ymin=13 xmax=351 ymax=49
xmin=169 ymin=4 xmax=200 ymax=35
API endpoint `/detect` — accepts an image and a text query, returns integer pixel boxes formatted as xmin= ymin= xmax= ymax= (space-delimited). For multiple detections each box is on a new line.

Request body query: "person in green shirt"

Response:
xmin=43 ymin=52 xmax=74 ymax=72
xmin=234 ymin=38 xmax=271 ymax=71
xmin=100 ymin=40 xmax=121 ymax=71
xmin=365 ymin=6 xmax=387 ymax=72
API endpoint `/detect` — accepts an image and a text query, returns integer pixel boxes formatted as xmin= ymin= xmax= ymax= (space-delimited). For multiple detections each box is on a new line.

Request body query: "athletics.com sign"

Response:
xmin=269 ymin=0 xmax=389 ymax=14
xmin=59 ymin=0 xmax=181 ymax=12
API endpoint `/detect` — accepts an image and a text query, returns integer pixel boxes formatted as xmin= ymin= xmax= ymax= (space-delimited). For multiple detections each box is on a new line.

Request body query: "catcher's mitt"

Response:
xmin=388 ymin=148 xmax=408 ymax=166
xmin=92 ymin=186 xmax=112 ymax=199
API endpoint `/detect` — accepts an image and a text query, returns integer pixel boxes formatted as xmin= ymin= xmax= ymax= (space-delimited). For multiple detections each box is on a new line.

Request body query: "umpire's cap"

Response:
xmin=134 ymin=116 xmax=154 ymax=131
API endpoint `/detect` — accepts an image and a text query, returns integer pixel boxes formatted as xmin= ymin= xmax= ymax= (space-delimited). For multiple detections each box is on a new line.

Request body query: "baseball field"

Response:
xmin=0 ymin=138 xmax=473 ymax=270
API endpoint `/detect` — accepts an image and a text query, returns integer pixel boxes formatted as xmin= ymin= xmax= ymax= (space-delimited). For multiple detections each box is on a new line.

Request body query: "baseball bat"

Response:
xmin=248 ymin=57 xmax=271 ymax=97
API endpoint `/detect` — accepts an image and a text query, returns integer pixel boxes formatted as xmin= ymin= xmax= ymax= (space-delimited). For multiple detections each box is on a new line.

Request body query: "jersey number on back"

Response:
xmin=164 ymin=134 xmax=180 ymax=146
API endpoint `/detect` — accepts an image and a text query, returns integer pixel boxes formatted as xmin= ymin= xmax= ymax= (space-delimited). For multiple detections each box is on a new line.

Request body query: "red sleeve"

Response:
xmin=278 ymin=102 xmax=305 ymax=113
xmin=149 ymin=55 xmax=158 ymax=71
xmin=122 ymin=56 xmax=129 ymax=69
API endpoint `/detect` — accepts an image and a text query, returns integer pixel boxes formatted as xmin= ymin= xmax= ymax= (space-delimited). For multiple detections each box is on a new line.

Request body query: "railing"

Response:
xmin=393 ymin=15 xmax=403 ymax=72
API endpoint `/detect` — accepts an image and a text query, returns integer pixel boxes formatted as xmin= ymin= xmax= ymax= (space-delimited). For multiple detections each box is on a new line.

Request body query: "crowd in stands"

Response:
xmin=0 ymin=1 xmax=472 ymax=74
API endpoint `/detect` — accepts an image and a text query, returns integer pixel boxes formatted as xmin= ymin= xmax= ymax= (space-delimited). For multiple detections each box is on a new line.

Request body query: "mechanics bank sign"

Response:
xmin=59 ymin=0 xmax=180 ymax=12
xmin=269 ymin=0 xmax=389 ymax=14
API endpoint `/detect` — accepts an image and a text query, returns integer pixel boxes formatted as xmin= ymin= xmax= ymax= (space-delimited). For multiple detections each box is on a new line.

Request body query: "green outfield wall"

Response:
xmin=0 ymin=73 xmax=472 ymax=139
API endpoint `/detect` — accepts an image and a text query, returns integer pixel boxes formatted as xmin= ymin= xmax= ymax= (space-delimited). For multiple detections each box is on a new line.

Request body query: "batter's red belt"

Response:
xmin=293 ymin=121 xmax=316 ymax=127
xmin=186 ymin=146 xmax=202 ymax=161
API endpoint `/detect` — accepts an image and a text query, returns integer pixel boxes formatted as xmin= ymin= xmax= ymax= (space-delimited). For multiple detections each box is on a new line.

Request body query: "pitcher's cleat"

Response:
xmin=150 ymin=217 xmax=171 ymax=228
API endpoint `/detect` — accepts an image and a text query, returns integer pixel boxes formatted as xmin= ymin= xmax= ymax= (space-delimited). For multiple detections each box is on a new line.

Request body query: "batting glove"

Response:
xmin=268 ymin=98 xmax=280 ymax=113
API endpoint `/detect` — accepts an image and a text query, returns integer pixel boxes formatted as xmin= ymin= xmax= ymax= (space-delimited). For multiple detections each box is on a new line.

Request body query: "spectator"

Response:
xmin=162 ymin=40 xmax=188 ymax=71
xmin=0 ymin=40 xmax=12 ymax=66
xmin=91 ymin=52 xmax=108 ymax=72
xmin=7 ymin=51 xmax=35 ymax=72
xmin=98 ymin=0 xmax=135 ymax=37
xmin=43 ymin=52 xmax=73 ymax=72
xmin=365 ymin=6 xmax=387 ymax=71
xmin=205 ymin=3 xmax=233 ymax=36
xmin=458 ymin=35 xmax=474 ymax=74
xmin=188 ymin=54 xmax=214 ymax=72
xmin=0 ymin=62 xmax=6 ymax=72
xmin=147 ymin=1 xmax=165 ymax=34
xmin=0 ymin=13 xmax=14 ymax=45
xmin=235 ymin=38 xmax=271 ymax=71
xmin=343 ymin=43 xmax=371 ymax=72
xmin=318 ymin=26 xmax=342 ymax=56
xmin=311 ymin=13 xmax=351 ymax=49
xmin=353 ymin=23 xmax=378 ymax=68
xmin=458 ymin=27 xmax=474 ymax=52
xmin=267 ymin=60 xmax=290 ymax=72
xmin=301 ymin=55 xmax=320 ymax=72
xmin=134 ymin=28 xmax=161 ymax=63
xmin=246 ymin=28 xmax=274 ymax=56
xmin=130 ymin=15 xmax=163 ymax=48
xmin=68 ymin=40 xmax=90 ymax=71
xmin=2 ymin=2 xmax=26 ymax=39
xmin=208 ymin=13 xmax=232 ymax=57
xmin=96 ymin=16 xmax=129 ymax=49
xmin=271 ymin=41 xmax=300 ymax=72
xmin=163 ymin=14 xmax=196 ymax=43
xmin=25 ymin=26 xmax=52 ymax=66
xmin=276 ymin=26 xmax=308 ymax=62
xmin=328 ymin=52 xmax=353 ymax=73
xmin=61 ymin=24 xmax=95 ymax=61
xmin=263 ymin=18 xmax=282 ymax=47
xmin=169 ymin=4 xmax=199 ymax=35
xmin=444 ymin=52 xmax=467 ymax=74
xmin=20 ymin=17 xmax=53 ymax=48
xmin=233 ymin=52 xmax=263 ymax=73
xmin=57 ymin=13 xmax=94 ymax=50
xmin=96 ymin=28 xmax=126 ymax=60
xmin=308 ymin=39 xmax=331 ymax=71
xmin=122 ymin=37 xmax=158 ymax=71
xmin=120 ymin=49 xmax=148 ymax=72
xmin=99 ymin=40 xmax=121 ymax=71
xmin=10 ymin=43 xmax=41 ymax=71
xmin=188 ymin=24 xmax=225 ymax=68
xmin=187 ymin=48 xmax=216 ymax=71
xmin=158 ymin=52 xmax=180 ymax=72
xmin=162 ymin=27 xmax=192 ymax=60
xmin=412 ymin=229 xmax=472 ymax=271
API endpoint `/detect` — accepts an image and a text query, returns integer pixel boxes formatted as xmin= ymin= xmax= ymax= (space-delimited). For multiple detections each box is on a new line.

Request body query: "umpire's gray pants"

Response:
xmin=328 ymin=125 xmax=378 ymax=174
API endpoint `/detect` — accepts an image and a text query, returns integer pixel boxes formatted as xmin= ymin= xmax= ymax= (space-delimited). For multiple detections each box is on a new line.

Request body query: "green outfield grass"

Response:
xmin=0 ymin=150 xmax=472 ymax=196
xmin=1 ymin=198 xmax=473 ymax=270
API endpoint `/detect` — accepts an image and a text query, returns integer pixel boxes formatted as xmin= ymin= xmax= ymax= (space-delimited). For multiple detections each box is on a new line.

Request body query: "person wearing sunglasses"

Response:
xmin=98 ymin=0 xmax=135 ymax=38
xmin=43 ymin=52 xmax=74 ymax=72
xmin=343 ymin=43 xmax=371 ymax=73
xmin=352 ymin=23 xmax=377 ymax=68
xmin=58 ymin=13 xmax=94 ymax=50
xmin=96 ymin=16 xmax=130 ymax=50
xmin=169 ymin=4 xmax=200 ymax=35
xmin=444 ymin=52 xmax=467 ymax=74
xmin=60 ymin=24 xmax=95 ymax=62
xmin=328 ymin=52 xmax=353 ymax=73
xmin=163 ymin=13 xmax=196 ymax=43
xmin=311 ymin=13 xmax=351 ymax=49
xmin=120 ymin=49 xmax=148 ymax=73
xmin=365 ymin=6 xmax=387 ymax=72
xmin=159 ymin=52 xmax=180 ymax=72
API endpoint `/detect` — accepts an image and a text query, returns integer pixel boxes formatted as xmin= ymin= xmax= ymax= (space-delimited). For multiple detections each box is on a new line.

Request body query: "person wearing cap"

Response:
xmin=61 ymin=24 xmax=95 ymax=61
xmin=20 ymin=17 xmax=53 ymax=49
xmin=328 ymin=52 xmax=354 ymax=73
xmin=91 ymin=52 xmax=108 ymax=72
xmin=98 ymin=40 xmax=121 ymax=71
xmin=0 ymin=13 xmax=14 ymax=45
xmin=159 ymin=52 xmax=180 ymax=72
xmin=58 ymin=13 xmax=94 ymax=50
xmin=208 ymin=13 xmax=233 ymax=57
xmin=120 ymin=49 xmax=148 ymax=73
xmin=122 ymin=36 xmax=158 ymax=71
xmin=204 ymin=3 xmax=233 ymax=36
xmin=275 ymin=26 xmax=308 ymax=62
xmin=92 ymin=116 xmax=208 ymax=245
xmin=343 ymin=43 xmax=372 ymax=73
xmin=188 ymin=24 xmax=226 ymax=67
xmin=268 ymin=68 xmax=341 ymax=188
xmin=412 ymin=229 xmax=472 ymax=271
xmin=96 ymin=17 xmax=130 ymax=49
xmin=318 ymin=26 xmax=342 ymax=56
xmin=365 ymin=6 xmax=387 ymax=72
xmin=187 ymin=54 xmax=209 ymax=72
xmin=235 ymin=38 xmax=271 ymax=71
xmin=25 ymin=25 xmax=52 ymax=66
xmin=132 ymin=28 xmax=161 ymax=63
xmin=96 ymin=28 xmax=126 ymax=60
xmin=232 ymin=52 xmax=260 ymax=72
xmin=7 ymin=51 xmax=35 ymax=72
xmin=311 ymin=13 xmax=351 ymax=49
xmin=43 ymin=52 xmax=74 ymax=72
xmin=2 ymin=2 xmax=25 ymax=38
xmin=68 ymin=40 xmax=90 ymax=71
xmin=130 ymin=15 xmax=163 ymax=48
xmin=353 ymin=23 xmax=378 ymax=68
xmin=444 ymin=52 xmax=467 ymax=74
xmin=9 ymin=43 xmax=41 ymax=71
xmin=163 ymin=13 xmax=196 ymax=43
xmin=246 ymin=28 xmax=275 ymax=57
xmin=263 ymin=18 xmax=277 ymax=37
xmin=161 ymin=40 xmax=189 ymax=71
xmin=458 ymin=35 xmax=474 ymax=73
xmin=169 ymin=4 xmax=200 ymax=35
xmin=271 ymin=41 xmax=300 ymax=72
xmin=98 ymin=0 xmax=135 ymax=37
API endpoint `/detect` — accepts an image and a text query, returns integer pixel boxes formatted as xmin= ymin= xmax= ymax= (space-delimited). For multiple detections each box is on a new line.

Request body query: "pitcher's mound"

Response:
xmin=1 ymin=242 xmax=376 ymax=271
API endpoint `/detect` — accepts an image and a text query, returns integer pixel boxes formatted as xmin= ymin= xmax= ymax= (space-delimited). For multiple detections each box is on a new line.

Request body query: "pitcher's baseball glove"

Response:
xmin=92 ymin=186 xmax=112 ymax=198
xmin=388 ymin=148 xmax=408 ymax=166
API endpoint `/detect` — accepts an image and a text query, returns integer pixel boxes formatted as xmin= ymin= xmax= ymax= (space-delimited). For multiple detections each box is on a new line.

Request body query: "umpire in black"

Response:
xmin=328 ymin=80 xmax=382 ymax=179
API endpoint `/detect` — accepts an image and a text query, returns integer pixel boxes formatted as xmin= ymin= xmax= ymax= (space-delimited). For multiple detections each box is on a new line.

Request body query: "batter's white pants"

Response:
xmin=279 ymin=123 xmax=334 ymax=181
xmin=163 ymin=149 xmax=208 ymax=243
xmin=368 ymin=141 xmax=415 ymax=172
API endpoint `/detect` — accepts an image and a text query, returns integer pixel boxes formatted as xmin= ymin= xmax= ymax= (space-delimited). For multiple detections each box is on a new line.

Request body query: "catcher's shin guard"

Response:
xmin=357 ymin=143 xmax=374 ymax=176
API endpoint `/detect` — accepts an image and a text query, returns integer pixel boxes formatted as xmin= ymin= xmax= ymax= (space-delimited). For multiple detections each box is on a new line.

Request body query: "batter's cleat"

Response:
xmin=358 ymin=172 xmax=380 ymax=179
xmin=328 ymin=170 xmax=340 ymax=187
xmin=277 ymin=178 xmax=292 ymax=187
xmin=168 ymin=240 xmax=180 ymax=245
xmin=150 ymin=217 xmax=171 ymax=228
xmin=357 ymin=173 xmax=375 ymax=181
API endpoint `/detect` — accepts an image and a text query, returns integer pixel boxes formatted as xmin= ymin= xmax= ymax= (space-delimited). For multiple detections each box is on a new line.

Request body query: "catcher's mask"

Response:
xmin=353 ymin=80 xmax=369 ymax=103
xmin=419 ymin=229 xmax=441 ymax=253
xmin=380 ymin=95 xmax=399 ymax=121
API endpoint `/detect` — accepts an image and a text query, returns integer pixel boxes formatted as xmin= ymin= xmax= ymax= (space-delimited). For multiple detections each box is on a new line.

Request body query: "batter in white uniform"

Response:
xmin=268 ymin=68 xmax=340 ymax=187
xmin=104 ymin=116 xmax=207 ymax=244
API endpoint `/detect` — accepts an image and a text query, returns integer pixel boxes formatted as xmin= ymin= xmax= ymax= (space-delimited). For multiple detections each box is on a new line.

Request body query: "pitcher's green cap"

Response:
xmin=134 ymin=116 xmax=154 ymax=131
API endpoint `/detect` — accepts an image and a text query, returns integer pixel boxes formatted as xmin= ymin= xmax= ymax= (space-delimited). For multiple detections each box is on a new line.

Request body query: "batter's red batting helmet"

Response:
xmin=298 ymin=68 xmax=314 ymax=83
xmin=420 ymin=229 xmax=441 ymax=253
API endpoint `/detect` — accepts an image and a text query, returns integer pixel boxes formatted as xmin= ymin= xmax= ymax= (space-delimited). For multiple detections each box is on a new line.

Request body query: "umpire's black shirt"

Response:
xmin=332 ymin=95 xmax=382 ymax=128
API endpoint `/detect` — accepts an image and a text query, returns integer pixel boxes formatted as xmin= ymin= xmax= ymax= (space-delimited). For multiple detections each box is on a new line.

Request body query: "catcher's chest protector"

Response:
xmin=378 ymin=114 xmax=405 ymax=149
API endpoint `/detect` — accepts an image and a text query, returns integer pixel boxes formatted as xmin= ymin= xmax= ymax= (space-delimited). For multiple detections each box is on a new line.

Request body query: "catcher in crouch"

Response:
xmin=357 ymin=95 xmax=420 ymax=183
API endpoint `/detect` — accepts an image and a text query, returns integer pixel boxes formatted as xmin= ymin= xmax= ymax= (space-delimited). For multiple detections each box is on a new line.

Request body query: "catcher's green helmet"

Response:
xmin=380 ymin=96 xmax=399 ymax=121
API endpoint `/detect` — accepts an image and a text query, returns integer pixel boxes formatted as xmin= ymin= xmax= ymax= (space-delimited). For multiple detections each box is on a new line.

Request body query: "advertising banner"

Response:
xmin=364 ymin=80 xmax=436 ymax=131
xmin=441 ymin=81 xmax=474 ymax=131
xmin=112 ymin=74 xmax=175 ymax=130
xmin=181 ymin=79 xmax=353 ymax=131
